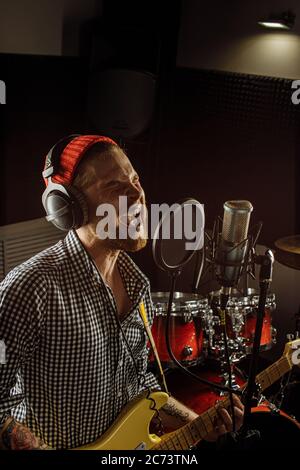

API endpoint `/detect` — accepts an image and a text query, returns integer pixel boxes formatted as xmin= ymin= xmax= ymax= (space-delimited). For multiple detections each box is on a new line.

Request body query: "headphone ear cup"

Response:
xmin=67 ymin=185 xmax=89 ymax=228
xmin=43 ymin=188 xmax=76 ymax=231
xmin=42 ymin=181 xmax=88 ymax=231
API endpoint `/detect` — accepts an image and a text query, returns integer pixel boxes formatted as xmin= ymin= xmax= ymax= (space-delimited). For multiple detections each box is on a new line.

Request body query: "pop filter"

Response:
xmin=152 ymin=198 xmax=204 ymax=273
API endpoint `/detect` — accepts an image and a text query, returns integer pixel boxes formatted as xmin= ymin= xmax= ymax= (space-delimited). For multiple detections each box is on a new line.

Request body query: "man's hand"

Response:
xmin=0 ymin=417 xmax=52 ymax=450
xmin=204 ymin=394 xmax=244 ymax=442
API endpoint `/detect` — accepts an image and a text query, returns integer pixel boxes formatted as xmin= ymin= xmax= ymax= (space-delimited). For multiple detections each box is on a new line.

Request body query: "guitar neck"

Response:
xmin=154 ymin=355 xmax=291 ymax=451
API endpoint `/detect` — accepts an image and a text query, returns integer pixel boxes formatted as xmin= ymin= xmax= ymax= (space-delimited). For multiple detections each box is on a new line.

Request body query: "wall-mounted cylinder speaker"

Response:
xmin=87 ymin=68 xmax=157 ymax=139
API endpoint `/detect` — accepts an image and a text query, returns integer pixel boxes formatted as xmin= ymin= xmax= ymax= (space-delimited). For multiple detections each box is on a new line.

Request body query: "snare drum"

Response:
xmin=150 ymin=292 xmax=208 ymax=367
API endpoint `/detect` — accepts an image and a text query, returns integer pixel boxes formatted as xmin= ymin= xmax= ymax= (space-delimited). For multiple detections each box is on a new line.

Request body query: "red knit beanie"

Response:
xmin=44 ymin=135 xmax=117 ymax=186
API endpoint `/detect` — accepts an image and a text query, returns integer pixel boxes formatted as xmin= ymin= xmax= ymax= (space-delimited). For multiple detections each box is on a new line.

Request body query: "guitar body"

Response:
xmin=74 ymin=391 xmax=169 ymax=450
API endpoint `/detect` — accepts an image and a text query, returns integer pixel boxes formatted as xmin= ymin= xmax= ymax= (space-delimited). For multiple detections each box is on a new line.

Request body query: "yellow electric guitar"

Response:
xmin=75 ymin=338 xmax=300 ymax=450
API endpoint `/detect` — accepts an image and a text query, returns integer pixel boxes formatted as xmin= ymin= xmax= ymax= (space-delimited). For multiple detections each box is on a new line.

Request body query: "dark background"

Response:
xmin=1 ymin=0 xmax=300 ymax=360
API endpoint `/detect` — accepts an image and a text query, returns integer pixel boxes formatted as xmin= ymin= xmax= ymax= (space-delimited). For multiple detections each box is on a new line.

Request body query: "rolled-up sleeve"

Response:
xmin=0 ymin=268 xmax=47 ymax=417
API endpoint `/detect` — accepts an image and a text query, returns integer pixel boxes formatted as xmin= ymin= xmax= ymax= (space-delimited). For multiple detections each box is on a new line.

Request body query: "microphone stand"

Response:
xmin=165 ymin=270 xmax=243 ymax=395
xmin=240 ymin=249 xmax=275 ymax=445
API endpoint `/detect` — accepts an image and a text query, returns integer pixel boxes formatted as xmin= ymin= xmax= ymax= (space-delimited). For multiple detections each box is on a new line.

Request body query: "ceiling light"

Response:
xmin=258 ymin=11 xmax=295 ymax=30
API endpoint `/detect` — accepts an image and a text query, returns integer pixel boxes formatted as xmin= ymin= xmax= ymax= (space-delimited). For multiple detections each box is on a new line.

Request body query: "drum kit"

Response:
xmin=150 ymin=288 xmax=277 ymax=370
xmin=149 ymin=284 xmax=300 ymax=447
xmin=150 ymin=199 xmax=300 ymax=447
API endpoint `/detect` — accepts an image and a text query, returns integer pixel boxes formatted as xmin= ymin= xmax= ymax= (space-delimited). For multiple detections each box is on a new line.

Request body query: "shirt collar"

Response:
xmin=117 ymin=251 xmax=150 ymax=299
xmin=63 ymin=229 xmax=94 ymax=279
xmin=63 ymin=230 xmax=149 ymax=302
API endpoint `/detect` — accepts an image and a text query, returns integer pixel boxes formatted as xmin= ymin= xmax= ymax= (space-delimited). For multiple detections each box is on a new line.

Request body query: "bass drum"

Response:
xmin=247 ymin=405 xmax=300 ymax=448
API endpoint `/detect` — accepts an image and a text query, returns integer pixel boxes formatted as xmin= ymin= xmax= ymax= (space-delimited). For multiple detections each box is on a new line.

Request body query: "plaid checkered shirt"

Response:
xmin=0 ymin=230 xmax=159 ymax=449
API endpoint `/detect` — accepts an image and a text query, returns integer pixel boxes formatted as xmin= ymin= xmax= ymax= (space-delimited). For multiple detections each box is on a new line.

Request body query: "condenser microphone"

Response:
xmin=216 ymin=200 xmax=253 ymax=293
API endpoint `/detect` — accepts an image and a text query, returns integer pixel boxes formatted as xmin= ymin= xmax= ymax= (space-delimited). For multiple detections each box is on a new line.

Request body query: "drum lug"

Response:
xmin=183 ymin=345 xmax=193 ymax=357
xmin=184 ymin=304 xmax=193 ymax=323
xmin=272 ymin=326 xmax=277 ymax=343
xmin=241 ymin=383 xmax=263 ymax=405
xmin=266 ymin=401 xmax=281 ymax=414
xmin=257 ymin=393 xmax=266 ymax=406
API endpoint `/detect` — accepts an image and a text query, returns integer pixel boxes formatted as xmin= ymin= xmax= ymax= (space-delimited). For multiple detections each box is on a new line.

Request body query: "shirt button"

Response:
xmin=119 ymin=360 xmax=123 ymax=366
xmin=117 ymin=391 xmax=122 ymax=398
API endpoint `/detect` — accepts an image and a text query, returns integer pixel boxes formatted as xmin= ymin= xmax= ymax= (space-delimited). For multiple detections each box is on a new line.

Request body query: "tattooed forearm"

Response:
xmin=159 ymin=397 xmax=198 ymax=432
xmin=162 ymin=402 xmax=190 ymax=423
xmin=0 ymin=418 xmax=51 ymax=450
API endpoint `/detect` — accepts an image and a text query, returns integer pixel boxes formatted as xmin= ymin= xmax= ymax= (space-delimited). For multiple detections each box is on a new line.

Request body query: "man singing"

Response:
xmin=0 ymin=135 xmax=243 ymax=449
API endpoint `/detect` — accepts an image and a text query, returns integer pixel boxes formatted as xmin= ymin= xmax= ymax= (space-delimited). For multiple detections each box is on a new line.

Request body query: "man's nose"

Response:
xmin=125 ymin=181 xmax=143 ymax=201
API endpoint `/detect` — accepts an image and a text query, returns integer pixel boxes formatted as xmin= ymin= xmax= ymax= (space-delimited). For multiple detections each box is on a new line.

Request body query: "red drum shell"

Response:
xmin=150 ymin=292 xmax=206 ymax=367
xmin=243 ymin=309 xmax=272 ymax=349
xmin=150 ymin=314 xmax=203 ymax=364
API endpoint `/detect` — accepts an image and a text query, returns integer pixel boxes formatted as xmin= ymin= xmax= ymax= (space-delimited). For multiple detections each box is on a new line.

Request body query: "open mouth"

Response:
xmin=118 ymin=202 xmax=145 ymax=229
xmin=127 ymin=205 xmax=142 ymax=225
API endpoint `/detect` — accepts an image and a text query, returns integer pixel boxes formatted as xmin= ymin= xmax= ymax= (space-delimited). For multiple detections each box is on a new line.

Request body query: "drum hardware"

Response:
xmin=209 ymin=337 xmax=246 ymax=363
xmin=205 ymin=288 xmax=276 ymax=364
xmin=182 ymin=345 xmax=193 ymax=357
xmin=241 ymin=381 xmax=263 ymax=407
xmin=218 ymin=367 xmax=241 ymax=395
xmin=257 ymin=394 xmax=267 ymax=407
xmin=266 ymin=402 xmax=280 ymax=414
xmin=207 ymin=333 xmax=244 ymax=395
xmin=272 ymin=326 xmax=277 ymax=342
